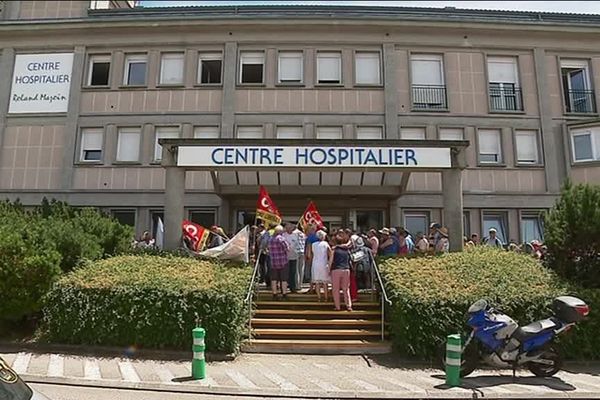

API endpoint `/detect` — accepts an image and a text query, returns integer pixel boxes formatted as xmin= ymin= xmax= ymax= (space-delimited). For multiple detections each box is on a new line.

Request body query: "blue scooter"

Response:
xmin=440 ymin=296 xmax=589 ymax=377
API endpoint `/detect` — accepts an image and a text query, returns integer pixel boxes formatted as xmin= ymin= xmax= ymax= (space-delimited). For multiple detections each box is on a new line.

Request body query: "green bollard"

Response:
xmin=192 ymin=327 xmax=206 ymax=380
xmin=445 ymin=334 xmax=462 ymax=387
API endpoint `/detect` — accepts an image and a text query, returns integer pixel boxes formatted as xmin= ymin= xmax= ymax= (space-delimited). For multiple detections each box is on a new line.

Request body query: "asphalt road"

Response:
xmin=31 ymin=383 xmax=299 ymax=400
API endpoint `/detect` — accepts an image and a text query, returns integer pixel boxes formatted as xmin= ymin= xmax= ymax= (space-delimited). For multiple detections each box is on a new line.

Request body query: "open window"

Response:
xmin=239 ymin=52 xmax=264 ymax=84
xmin=198 ymin=53 xmax=222 ymax=84
xmin=561 ymin=60 xmax=595 ymax=113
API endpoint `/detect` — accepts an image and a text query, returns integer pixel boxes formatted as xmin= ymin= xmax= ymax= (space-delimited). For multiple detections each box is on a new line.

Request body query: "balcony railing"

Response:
xmin=411 ymin=85 xmax=448 ymax=110
xmin=565 ymin=89 xmax=596 ymax=113
xmin=489 ymin=85 xmax=523 ymax=112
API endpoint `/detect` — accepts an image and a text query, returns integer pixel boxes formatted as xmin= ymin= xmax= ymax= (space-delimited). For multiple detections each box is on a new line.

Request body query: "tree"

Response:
xmin=544 ymin=182 xmax=600 ymax=288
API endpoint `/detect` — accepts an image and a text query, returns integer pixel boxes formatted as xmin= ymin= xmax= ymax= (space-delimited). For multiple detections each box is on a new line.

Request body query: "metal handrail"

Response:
xmin=244 ymin=250 xmax=262 ymax=339
xmin=368 ymin=251 xmax=392 ymax=341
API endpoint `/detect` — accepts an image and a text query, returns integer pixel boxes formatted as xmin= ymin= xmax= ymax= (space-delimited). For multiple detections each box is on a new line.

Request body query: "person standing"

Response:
xmin=367 ymin=229 xmax=379 ymax=256
xmin=435 ymin=227 xmax=450 ymax=253
xmin=257 ymin=225 xmax=271 ymax=288
xmin=415 ymin=232 xmax=429 ymax=254
xmin=268 ymin=225 xmax=290 ymax=300
xmin=484 ymin=228 xmax=504 ymax=248
xmin=378 ymin=228 xmax=399 ymax=256
xmin=294 ymin=225 xmax=306 ymax=291
xmin=331 ymin=236 xmax=352 ymax=311
xmin=283 ymin=223 xmax=301 ymax=293
xmin=304 ymin=224 xmax=320 ymax=293
xmin=311 ymin=230 xmax=332 ymax=302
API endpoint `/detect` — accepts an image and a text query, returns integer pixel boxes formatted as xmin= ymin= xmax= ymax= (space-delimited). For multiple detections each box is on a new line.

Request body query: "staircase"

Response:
xmin=242 ymin=289 xmax=391 ymax=354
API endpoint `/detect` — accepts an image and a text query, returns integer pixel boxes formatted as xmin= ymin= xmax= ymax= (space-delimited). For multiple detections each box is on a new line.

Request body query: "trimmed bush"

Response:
xmin=43 ymin=255 xmax=251 ymax=353
xmin=380 ymin=247 xmax=565 ymax=359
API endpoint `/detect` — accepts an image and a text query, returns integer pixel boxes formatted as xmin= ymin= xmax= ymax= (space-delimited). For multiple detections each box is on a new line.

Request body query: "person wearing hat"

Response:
xmin=208 ymin=225 xmax=226 ymax=248
xmin=399 ymin=227 xmax=415 ymax=254
xmin=435 ymin=227 xmax=450 ymax=253
xmin=483 ymin=228 xmax=504 ymax=248
xmin=378 ymin=227 xmax=399 ymax=256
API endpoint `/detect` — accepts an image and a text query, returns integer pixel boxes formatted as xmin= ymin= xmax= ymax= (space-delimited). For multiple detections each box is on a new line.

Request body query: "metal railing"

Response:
xmin=411 ymin=85 xmax=448 ymax=110
xmin=244 ymin=250 xmax=262 ymax=339
xmin=488 ymin=85 xmax=523 ymax=111
xmin=368 ymin=252 xmax=392 ymax=341
xmin=565 ymin=89 xmax=596 ymax=113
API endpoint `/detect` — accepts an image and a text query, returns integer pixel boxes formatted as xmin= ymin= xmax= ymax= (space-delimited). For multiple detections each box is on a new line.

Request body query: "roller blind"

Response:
xmin=357 ymin=126 xmax=383 ymax=140
xmin=411 ymin=54 xmax=443 ymax=85
xmin=317 ymin=52 xmax=341 ymax=83
xmin=439 ymin=128 xmax=464 ymax=140
xmin=160 ymin=53 xmax=184 ymax=84
xmin=276 ymin=126 xmax=303 ymax=139
xmin=355 ymin=52 xmax=380 ymax=85
xmin=487 ymin=56 xmax=518 ymax=84
xmin=279 ymin=52 xmax=303 ymax=82
xmin=193 ymin=126 xmax=219 ymax=139
xmin=237 ymin=126 xmax=263 ymax=139
xmin=400 ymin=127 xmax=426 ymax=140
xmin=316 ymin=126 xmax=343 ymax=139
xmin=116 ymin=128 xmax=141 ymax=162
xmin=515 ymin=130 xmax=538 ymax=163
xmin=240 ymin=52 xmax=264 ymax=65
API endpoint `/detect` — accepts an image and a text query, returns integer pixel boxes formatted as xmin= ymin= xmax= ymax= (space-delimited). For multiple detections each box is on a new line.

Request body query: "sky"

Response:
xmin=140 ymin=1 xmax=600 ymax=15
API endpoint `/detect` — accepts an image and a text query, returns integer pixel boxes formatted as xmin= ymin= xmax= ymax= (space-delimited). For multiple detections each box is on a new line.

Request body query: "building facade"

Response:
xmin=1 ymin=1 xmax=599 ymax=243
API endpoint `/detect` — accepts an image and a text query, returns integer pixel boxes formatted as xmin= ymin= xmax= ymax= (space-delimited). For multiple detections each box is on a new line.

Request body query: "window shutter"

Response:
xmin=117 ymin=129 xmax=140 ymax=162
xmin=515 ymin=130 xmax=538 ymax=163
xmin=439 ymin=128 xmax=464 ymax=140
xmin=316 ymin=126 xmax=343 ymax=139
xmin=279 ymin=52 xmax=303 ymax=82
xmin=241 ymin=52 xmax=264 ymax=65
xmin=487 ymin=57 xmax=518 ymax=84
xmin=355 ymin=52 xmax=380 ymax=84
xmin=357 ymin=126 xmax=383 ymax=140
xmin=573 ymin=133 xmax=593 ymax=161
xmin=276 ymin=126 xmax=303 ymax=139
xmin=317 ymin=52 xmax=341 ymax=82
xmin=83 ymin=130 xmax=103 ymax=150
xmin=194 ymin=126 xmax=219 ymax=139
xmin=411 ymin=55 xmax=443 ymax=85
xmin=160 ymin=53 xmax=184 ymax=84
xmin=237 ymin=126 xmax=264 ymax=139
xmin=400 ymin=127 xmax=426 ymax=140
xmin=478 ymin=129 xmax=502 ymax=159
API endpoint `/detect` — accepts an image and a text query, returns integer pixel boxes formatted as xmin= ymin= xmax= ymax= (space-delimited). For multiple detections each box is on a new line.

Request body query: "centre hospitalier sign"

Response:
xmin=9 ymin=53 xmax=74 ymax=114
xmin=177 ymin=145 xmax=452 ymax=169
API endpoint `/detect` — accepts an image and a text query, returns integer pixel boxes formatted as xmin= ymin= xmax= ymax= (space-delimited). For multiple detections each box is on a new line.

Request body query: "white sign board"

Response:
xmin=177 ymin=146 xmax=452 ymax=169
xmin=9 ymin=53 xmax=74 ymax=114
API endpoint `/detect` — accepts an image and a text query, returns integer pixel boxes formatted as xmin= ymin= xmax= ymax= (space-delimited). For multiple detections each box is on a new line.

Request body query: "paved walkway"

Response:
xmin=3 ymin=351 xmax=600 ymax=399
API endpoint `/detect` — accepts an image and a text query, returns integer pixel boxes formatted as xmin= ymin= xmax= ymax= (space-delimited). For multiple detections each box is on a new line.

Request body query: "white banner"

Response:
xmin=197 ymin=226 xmax=249 ymax=263
xmin=9 ymin=53 xmax=74 ymax=114
xmin=178 ymin=146 xmax=452 ymax=169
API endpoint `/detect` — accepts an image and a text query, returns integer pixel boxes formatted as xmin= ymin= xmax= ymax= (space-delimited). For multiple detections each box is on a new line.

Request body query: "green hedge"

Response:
xmin=43 ymin=255 xmax=251 ymax=353
xmin=380 ymin=247 xmax=566 ymax=359
xmin=558 ymin=288 xmax=600 ymax=360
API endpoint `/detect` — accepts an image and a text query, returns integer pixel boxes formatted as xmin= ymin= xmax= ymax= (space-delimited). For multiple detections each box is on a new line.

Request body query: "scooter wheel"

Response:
xmin=527 ymin=346 xmax=563 ymax=377
xmin=437 ymin=340 xmax=479 ymax=378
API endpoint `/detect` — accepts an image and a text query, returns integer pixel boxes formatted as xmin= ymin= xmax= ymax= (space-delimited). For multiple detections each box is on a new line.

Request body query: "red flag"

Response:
xmin=256 ymin=185 xmax=282 ymax=227
xmin=182 ymin=220 xmax=210 ymax=252
xmin=299 ymin=201 xmax=324 ymax=232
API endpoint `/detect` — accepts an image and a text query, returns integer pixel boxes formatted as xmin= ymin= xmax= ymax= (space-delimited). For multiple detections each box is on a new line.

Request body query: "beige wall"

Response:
xmin=18 ymin=1 xmax=87 ymax=19
xmin=445 ymin=52 xmax=487 ymax=115
xmin=72 ymin=168 xmax=214 ymax=190
xmin=571 ymin=166 xmax=600 ymax=184
xmin=0 ymin=125 xmax=65 ymax=190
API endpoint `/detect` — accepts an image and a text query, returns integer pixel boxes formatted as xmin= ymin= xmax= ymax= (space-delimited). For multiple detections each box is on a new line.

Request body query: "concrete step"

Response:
xmin=254 ymin=309 xmax=381 ymax=319
xmin=255 ymin=300 xmax=380 ymax=309
xmin=253 ymin=328 xmax=384 ymax=339
xmin=242 ymin=339 xmax=392 ymax=355
xmin=256 ymin=292 xmax=377 ymax=302
xmin=251 ymin=318 xmax=382 ymax=328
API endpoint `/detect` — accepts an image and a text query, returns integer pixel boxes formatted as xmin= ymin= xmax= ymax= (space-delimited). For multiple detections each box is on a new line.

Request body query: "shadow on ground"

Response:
xmin=430 ymin=373 xmax=576 ymax=392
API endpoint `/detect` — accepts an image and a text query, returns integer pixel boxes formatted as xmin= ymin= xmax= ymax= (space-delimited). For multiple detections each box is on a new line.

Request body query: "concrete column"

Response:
xmin=265 ymin=123 xmax=275 ymax=139
xmin=221 ymin=42 xmax=237 ymax=139
xmin=164 ymin=166 xmax=185 ymax=250
xmin=342 ymin=48 xmax=353 ymax=89
xmin=305 ymin=48 xmax=315 ymax=88
xmin=533 ymin=48 xmax=563 ymax=193
xmin=442 ymin=168 xmax=464 ymax=252
xmin=343 ymin=123 xmax=353 ymax=139
xmin=265 ymin=48 xmax=277 ymax=88
xmin=147 ymin=50 xmax=159 ymax=89
xmin=0 ymin=48 xmax=15 ymax=152
xmin=140 ymin=123 xmax=154 ymax=164
xmin=184 ymin=48 xmax=197 ymax=88
xmin=383 ymin=44 xmax=399 ymax=139
xmin=111 ymin=51 xmax=124 ymax=89
xmin=61 ymin=45 xmax=86 ymax=190
xmin=305 ymin=122 xmax=316 ymax=139
xmin=389 ymin=199 xmax=400 ymax=227
xmin=182 ymin=123 xmax=193 ymax=138
xmin=104 ymin=124 xmax=117 ymax=163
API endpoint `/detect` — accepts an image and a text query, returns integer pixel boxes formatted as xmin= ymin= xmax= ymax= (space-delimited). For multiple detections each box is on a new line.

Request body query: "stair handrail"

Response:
xmin=244 ymin=250 xmax=262 ymax=339
xmin=369 ymin=252 xmax=391 ymax=342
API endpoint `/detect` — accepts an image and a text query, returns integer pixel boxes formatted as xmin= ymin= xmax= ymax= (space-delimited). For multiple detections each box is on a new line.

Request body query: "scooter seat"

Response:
xmin=513 ymin=318 xmax=559 ymax=341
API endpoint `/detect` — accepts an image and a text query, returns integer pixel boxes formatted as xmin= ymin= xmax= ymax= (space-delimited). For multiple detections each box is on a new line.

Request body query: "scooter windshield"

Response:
xmin=468 ymin=299 xmax=488 ymax=313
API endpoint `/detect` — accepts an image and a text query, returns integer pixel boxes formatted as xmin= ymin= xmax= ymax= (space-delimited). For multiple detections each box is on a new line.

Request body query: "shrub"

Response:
xmin=380 ymin=247 xmax=565 ymax=359
xmin=43 ymin=255 xmax=251 ymax=353
xmin=544 ymin=182 xmax=600 ymax=288
xmin=558 ymin=288 xmax=600 ymax=360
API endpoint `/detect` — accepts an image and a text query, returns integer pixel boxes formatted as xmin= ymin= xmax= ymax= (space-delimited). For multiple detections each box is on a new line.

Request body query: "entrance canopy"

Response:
xmin=159 ymin=139 xmax=468 ymax=251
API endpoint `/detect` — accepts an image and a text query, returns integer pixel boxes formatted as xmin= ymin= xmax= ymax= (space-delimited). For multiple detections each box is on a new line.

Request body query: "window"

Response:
xmin=317 ymin=52 xmax=341 ymax=84
xmin=87 ymin=55 xmax=110 ymax=86
xmin=478 ymin=129 xmax=503 ymax=164
xmin=193 ymin=126 xmax=219 ymax=139
xmin=116 ymin=127 xmax=141 ymax=162
xmin=154 ymin=126 xmax=180 ymax=161
xmin=571 ymin=129 xmax=600 ymax=162
xmin=404 ymin=212 xmax=429 ymax=237
xmin=400 ymin=127 xmax=426 ymax=140
xmin=561 ymin=59 xmax=595 ymax=113
xmin=357 ymin=126 xmax=383 ymax=140
xmin=236 ymin=126 xmax=263 ymax=139
xmin=159 ymin=53 xmax=184 ymax=85
xmin=278 ymin=51 xmax=303 ymax=83
xmin=150 ymin=210 xmax=164 ymax=239
xmin=80 ymin=128 xmax=103 ymax=162
xmin=483 ymin=212 xmax=508 ymax=244
xmin=356 ymin=210 xmax=384 ymax=233
xmin=123 ymin=54 xmax=147 ymax=86
xmin=276 ymin=126 xmax=303 ymax=139
xmin=463 ymin=211 xmax=471 ymax=239
xmin=189 ymin=210 xmax=216 ymax=228
xmin=355 ymin=52 xmax=380 ymax=85
xmin=515 ymin=129 xmax=539 ymax=164
xmin=521 ymin=214 xmax=544 ymax=243
xmin=316 ymin=126 xmax=343 ymax=139
xmin=410 ymin=54 xmax=446 ymax=109
xmin=239 ymin=52 xmax=264 ymax=84
xmin=111 ymin=209 xmax=136 ymax=227
xmin=487 ymin=56 xmax=522 ymax=111
xmin=198 ymin=53 xmax=222 ymax=84
xmin=439 ymin=128 xmax=464 ymax=140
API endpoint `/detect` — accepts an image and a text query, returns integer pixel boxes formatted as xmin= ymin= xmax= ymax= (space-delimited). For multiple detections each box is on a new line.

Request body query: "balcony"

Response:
xmin=489 ymin=85 xmax=523 ymax=112
xmin=411 ymin=85 xmax=447 ymax=110
xmin=565 ymin=90 xmax=596 ymax=113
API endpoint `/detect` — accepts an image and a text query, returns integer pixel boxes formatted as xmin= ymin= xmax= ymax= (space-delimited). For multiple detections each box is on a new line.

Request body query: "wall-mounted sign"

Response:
xmin=9 ymin=53 xmax=74 ymax=114
xmin=177 ymin=146 xmax=452 ymax=169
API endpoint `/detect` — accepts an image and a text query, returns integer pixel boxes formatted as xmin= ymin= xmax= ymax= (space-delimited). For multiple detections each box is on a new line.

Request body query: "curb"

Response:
xmin=0 ymin=341 xmax=235 ymax=362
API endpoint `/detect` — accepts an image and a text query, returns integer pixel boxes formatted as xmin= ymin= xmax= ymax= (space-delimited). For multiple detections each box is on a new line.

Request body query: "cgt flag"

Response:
xmin=256 ymin=185 xmax=282 ymax=227
xmin=299 ymin=201 xmax=325 ymax=232
xmin=182 ymin=220 xmax=210 ymax=252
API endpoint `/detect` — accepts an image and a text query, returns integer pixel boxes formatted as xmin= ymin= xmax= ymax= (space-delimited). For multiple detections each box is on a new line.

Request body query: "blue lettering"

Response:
xmin=249 ymin=148 xmax=260 ymax=164
xmin=394 ymin=149 xmax=404 ymax=165
xmin=365 ymin=149 xmax=378 ymax=165
xmin=355 ymin=148 xmax=365 ymax=164
xmin=296 ymin=148 xmax=308 ymax=164
xmin=274 ymin=148 xmax=283 ymax=164
xmin=310 ymin=148 xmax=327 ymax=165
xmin=224 ymin=148 xmax=234 ymax=164
xmin=327 ymin=148 xmax=337 ymax=165
xmin=378 ymin=149 xmax=389 ymax=165
xmin=211 ymin=148 xmax=224 ymax=165
xmin=406 ymin=149 xmax=417 ymax=165
xmin=235 ymin=148 xmax=247 ymax=164
xmin=338 ymin=149 xmax=349 ymax=164
xmin=260 ymin=148 xmax=272 ymax=164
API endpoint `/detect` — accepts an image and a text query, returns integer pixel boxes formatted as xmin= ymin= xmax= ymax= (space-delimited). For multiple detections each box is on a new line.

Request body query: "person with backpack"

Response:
xmin=483 ymin=227 xmax=504 ymax=248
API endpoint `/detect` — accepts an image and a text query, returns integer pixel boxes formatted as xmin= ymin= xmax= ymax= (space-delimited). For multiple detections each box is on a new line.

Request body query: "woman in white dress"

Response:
xmin=311 ymin=230 xmax=333 ymax=302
